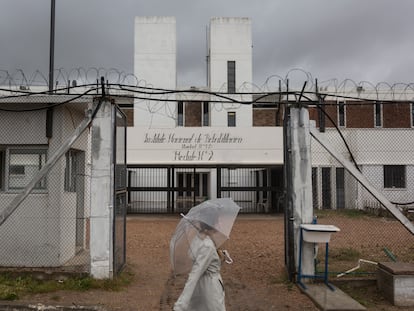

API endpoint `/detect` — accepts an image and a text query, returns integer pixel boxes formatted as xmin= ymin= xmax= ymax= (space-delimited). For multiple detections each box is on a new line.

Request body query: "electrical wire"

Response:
xmin=1 ymin=77 xmax=413 ymax=205
xmin=0 ymin=87 xmax=99 ymax=112
xmin=313 ymin=100 xmax=361 ymax=172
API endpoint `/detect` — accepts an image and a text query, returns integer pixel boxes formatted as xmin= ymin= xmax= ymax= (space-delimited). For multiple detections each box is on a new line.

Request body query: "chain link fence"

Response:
xmin=0 ymin=95 xmax=92 ymax=274
xmin=309 ymin=101 xmax=414 ymax=279
xmin=1 ymin=83 xmax=413 ymax=283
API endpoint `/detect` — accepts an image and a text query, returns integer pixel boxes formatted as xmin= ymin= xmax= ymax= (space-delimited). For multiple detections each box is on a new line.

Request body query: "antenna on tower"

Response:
xmin=206 ymin=24 xmax=210 ymax=87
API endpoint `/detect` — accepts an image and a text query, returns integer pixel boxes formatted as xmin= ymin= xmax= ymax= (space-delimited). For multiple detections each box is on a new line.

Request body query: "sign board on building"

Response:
xmin=127 ymin=127 xmax=283 ymax=165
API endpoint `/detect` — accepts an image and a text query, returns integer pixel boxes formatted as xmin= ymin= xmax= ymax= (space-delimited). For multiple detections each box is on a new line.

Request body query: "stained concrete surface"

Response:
xmin=301 ymin=283 xmax=366 ymax=311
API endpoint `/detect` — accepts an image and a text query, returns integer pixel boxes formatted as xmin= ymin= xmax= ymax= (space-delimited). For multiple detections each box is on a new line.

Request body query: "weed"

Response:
xmin=315 ymin=209 xmax=367 ymax=219
xmin=0 ymin=270 xmax=134 ymax=300
xmin=337 ymin=283 xmax=384 ymax=308
xmin=329 ymin=247 xmax=361 ymax=261
xmin=0 ymin=285 xmax=19 ymax=300
xmin=50 ymin=294 xmax=61 ymax=301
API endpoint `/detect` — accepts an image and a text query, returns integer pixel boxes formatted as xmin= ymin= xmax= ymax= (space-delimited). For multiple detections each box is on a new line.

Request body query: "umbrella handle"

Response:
xmin=222 ymin=250 xmax=233 ymax=264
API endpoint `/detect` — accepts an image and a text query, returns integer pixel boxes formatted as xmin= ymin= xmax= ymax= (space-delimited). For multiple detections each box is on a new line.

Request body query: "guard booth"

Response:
xmin=0 ymin=94 xmax=127 ymax=280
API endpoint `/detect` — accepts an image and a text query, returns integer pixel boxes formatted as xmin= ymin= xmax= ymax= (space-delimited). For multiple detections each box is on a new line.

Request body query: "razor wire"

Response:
xmin=1 ymin=71 xmax=413 ymax=274
xmin=1 ymin=67 xmax=414 ymax=100
xmin=1 ymin=68 xmax=414 ymax=127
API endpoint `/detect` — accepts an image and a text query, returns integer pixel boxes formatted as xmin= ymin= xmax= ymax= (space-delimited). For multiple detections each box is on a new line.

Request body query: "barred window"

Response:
xmin=177 ymin=101 xmax=184 ymax=126
xmin=338 ymin=101 xmax=346 ymax=127
xmin=8 ymin=148 xmax=47 ymax=190
xmin=0 ymin=150 xmax=4 ymax=191
xmin=375 ymin=102 xmax=382 ymax=127
xmin=227 ymin=111 xmax=236 ymax=127
xmin=384 ymin=165 xmax=406 ymax=188
xmin=202 ymin=101 xmax=210 ymax=126
xmin=227 ymin=61 xmax=236 ymax=93
xmin=65 ymin=150 xmax=78 ymax=192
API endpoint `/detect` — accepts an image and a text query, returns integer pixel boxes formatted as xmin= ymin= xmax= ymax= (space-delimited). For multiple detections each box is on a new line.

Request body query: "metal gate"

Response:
xmin=113 ymin=106 xmax=127 ymax=273
xmin=127 ymin=165 xmax=283 ymax=214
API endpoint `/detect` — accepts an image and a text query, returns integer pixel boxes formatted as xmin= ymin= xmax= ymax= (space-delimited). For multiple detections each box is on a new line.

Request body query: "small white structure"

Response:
xmin=0 ymin=93 xmax=125 ymax=279
xmin=0 ymin=96 xmax=91 ymax=267
xmin=378 ymin=262 xmax=414 ymax=306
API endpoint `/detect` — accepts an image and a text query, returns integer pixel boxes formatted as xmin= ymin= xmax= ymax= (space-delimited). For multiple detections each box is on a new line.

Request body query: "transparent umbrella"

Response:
xmin=169 ymin=198 xmax=241 ymax=275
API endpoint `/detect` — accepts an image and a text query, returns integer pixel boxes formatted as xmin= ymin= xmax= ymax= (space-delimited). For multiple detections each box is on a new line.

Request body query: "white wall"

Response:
xmin=129 ymin=16 xmax=256 ymax=164
xmin=0 ymin=195 xmax=57 ymax=266
xmin=0 ymin=109 xmax=56 ymax=266
xmin=128 ymin=127 xmax=283 ymax=165
xmin=0 ymin=105 xmax=90 ymax=267
xmin=209 ymin=17 xmax=253 ymax=127
xmin=311 ymin=128 xmax=414 ymax=166
xmin=0 ymin=110 xmax=48 ymax=145
xmin=311 ymin=128 xmax=414 ymax=209
xmin=134 ymin=16 xmax=177 ymax=128
xmin=209 ymin=17 xmax=252 ymax=92
xmin=360 ymin=165 xmax=414 ymax=208
xmin=58 ymin=107 xmax=90 ymax=264
xmin=90 ymin=100 xmax=115 ymax=279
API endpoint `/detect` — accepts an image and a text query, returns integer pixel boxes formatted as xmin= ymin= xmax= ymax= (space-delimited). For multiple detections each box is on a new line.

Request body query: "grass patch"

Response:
xmin=315 ymin=209 xmax=368 ymax=219
xmin=329 ymin=247 xmax=361 ymax=261
xmin=268 ymin=269 xmax=290 ymax=285
xmin=268 ymin=274 xmax=295 ymax=290
xmin=0 ymin=270 xmax=134 ymax=300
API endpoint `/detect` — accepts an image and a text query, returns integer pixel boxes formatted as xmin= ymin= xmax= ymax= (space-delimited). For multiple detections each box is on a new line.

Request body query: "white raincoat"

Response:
xmin=173 ymin=234 xmax=225 ymax=311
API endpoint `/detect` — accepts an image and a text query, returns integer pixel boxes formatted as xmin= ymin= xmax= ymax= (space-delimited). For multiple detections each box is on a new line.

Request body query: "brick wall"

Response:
xmin=253 ymin=109 xmax=277 ymax=126
xmin=181 ymin=100 xmax=412 ymax=128
xmin=346 ymin=102 xmax=374 ymax=128
xmin=185 ymin=102 xmax=202 ymax=127
xmin=383 ymin=102 xmax=411 ymax=128
xmin=121 ymin=107 xmax=134 ymax=127
xmin=308 ymin=102 xmax=337 ymax=128
xmin=309 ymin=101 xmax=412 ymax=129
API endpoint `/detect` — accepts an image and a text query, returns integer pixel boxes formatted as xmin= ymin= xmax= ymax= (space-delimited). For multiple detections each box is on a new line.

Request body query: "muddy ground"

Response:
xmin=14 ymin=215 xmax=413 ymax=310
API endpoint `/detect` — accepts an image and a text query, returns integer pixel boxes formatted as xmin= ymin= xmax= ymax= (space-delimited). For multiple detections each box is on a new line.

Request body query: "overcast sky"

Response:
xmin=1 ymin=0 xmax=414 ymax=88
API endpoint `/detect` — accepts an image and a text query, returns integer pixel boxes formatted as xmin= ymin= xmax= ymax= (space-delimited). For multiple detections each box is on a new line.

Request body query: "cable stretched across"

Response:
xmin=0 ymin=86 xmax=99 ymax=112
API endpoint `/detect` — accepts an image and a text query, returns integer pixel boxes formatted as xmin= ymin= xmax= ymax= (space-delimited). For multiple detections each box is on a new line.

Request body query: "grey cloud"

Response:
xmin=1 ymin=0 xmax=413 ymax=87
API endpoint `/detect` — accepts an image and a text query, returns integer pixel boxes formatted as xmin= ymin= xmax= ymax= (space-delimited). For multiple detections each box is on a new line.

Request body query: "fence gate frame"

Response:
xmin=127 ymin=165 xmax=283 ymax=214
xmin=283 ymin=104 xmax=414 ymax=283
xmin=113 ymin=105 xmax=127 ymax=275
xmin=90 ymin=98 xmax=127 ymax=279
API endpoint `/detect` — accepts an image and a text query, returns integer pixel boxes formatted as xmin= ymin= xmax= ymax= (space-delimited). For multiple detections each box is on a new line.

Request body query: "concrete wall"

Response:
xmin=0 ymin=110 xmax=48 ymax=145
xmin=134 ymin=16 xmax=177 ymax=128
xmin=311 ymin=128 xmax=414 ymax=209
xmin=0 ymin=105 xmax=90 ymax=267
xmin=360 ymin=165 xmax=414 ymax=209
xmin=0 ymin=195 xmax=51 ymax=265
xmin=90 ymin=100 xmax=115 ymax=278
xmin=209 ymin=17 xmax=253 ymax=128
xmin=128 ymin=127 xmax=283 ymax=165
xmin=58 ymin=106 xmax=90 ymax=264
xmin=0 ymin=109 xmax=56 ymax=266
xmin=209 ymin=17 xmax=252 ymax=92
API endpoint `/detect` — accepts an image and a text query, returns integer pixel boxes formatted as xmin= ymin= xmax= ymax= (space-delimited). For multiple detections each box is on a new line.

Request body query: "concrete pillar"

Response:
xmin=290 ymin=107 xmax=314 ymax=277
xmin=210 ymin=168 xmax=217 ymax=199
xmin=90 ymin=100 xmax=114 ymax=279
